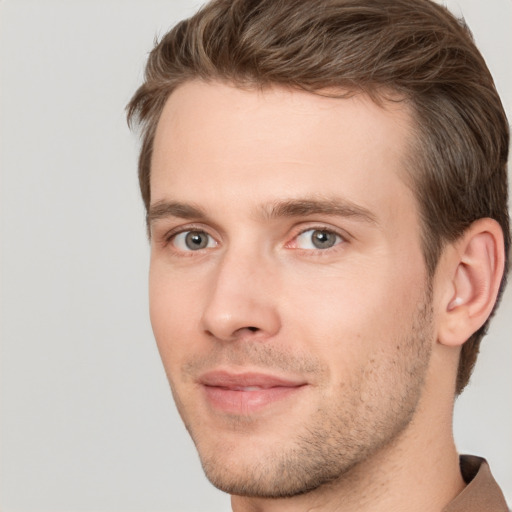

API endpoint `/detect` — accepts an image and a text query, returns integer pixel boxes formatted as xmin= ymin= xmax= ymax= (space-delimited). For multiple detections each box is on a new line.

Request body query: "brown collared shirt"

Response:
xmin=443 ymin=455 xmax=509 ymax=511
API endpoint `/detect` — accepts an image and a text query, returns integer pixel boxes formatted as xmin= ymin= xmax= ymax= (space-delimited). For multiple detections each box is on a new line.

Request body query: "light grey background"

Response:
xmin=0 ymin=1 xmax=510 ymax=510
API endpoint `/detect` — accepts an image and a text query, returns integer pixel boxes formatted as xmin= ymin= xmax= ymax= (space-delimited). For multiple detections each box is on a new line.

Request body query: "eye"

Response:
xmin=171 ymin=230 xmax=216 ymax=251
xmin=295 ymin=229 xmax=342 ymax=250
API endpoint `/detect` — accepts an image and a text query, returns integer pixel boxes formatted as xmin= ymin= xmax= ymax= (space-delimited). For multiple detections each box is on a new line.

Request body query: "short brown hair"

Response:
xmin=127 ymin=0 xmax=510 ymax=394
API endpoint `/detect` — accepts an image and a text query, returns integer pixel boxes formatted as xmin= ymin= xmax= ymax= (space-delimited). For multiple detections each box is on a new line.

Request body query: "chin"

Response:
xmin=193 ymin=425 xmax=384 ymax=499
xmin=200 ymin=450 xmax=344 ymax=498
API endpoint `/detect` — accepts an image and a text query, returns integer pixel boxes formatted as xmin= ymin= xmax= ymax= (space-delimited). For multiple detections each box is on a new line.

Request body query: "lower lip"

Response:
xmin=203 ymin=385 xmax=304 ymax=414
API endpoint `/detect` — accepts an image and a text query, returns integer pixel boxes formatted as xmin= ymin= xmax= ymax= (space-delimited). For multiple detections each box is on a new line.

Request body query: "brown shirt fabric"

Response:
xmin=443 ymin=455 xmax=509 ymax=511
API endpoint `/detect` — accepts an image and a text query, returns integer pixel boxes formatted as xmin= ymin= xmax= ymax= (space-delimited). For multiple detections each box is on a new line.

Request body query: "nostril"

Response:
xmin=247 ymin=326 xmax=259 ymax=332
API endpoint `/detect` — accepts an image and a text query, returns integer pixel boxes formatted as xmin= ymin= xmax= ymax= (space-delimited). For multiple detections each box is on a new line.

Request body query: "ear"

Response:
xmin=437 ymin=218 xmax=505 ymax=347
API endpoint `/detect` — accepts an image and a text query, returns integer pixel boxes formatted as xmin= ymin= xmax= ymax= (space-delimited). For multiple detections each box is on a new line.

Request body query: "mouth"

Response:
xmin=198 ymin=370 xmax=308 ymax=414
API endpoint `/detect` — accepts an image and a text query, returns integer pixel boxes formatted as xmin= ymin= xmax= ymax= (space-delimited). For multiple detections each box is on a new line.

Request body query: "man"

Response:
xmin=127 ymin=0 xmax=510 ymax=510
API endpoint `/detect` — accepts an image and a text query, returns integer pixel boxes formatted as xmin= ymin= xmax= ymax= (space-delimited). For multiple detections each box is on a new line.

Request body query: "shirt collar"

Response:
xmin=443 ymin=455 xmax=509 ymax=512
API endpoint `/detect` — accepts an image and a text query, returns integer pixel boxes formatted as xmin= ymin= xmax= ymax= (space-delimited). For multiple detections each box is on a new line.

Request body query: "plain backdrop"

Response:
xmin=0 ymin=1 xmax=510 ymax=510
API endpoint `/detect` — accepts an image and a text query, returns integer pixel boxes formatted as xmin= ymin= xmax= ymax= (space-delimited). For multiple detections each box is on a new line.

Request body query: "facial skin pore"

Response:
xmin=149 ymin=82 xmax=467 ymax=512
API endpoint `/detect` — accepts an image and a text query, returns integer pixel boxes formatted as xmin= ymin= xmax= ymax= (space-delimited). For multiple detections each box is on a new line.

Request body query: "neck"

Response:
xmin=231 ymin=365 xmax=465 ymax=512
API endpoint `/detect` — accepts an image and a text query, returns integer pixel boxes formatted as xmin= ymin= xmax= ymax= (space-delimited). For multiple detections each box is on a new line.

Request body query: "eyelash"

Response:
xmin=161 ymin=224 xmax=348 ymax=255
xmin=288 ymin=225 xmax=347 ymax=253
xmin=162 ymin=224 xmax=215 ymax=251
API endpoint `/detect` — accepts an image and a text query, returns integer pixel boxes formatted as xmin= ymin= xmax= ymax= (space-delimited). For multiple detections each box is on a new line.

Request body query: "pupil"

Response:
xmin=185 ymin=231 xmax=208 ymax=250
xmin=312 ymin=230 xmax=335 ymax=249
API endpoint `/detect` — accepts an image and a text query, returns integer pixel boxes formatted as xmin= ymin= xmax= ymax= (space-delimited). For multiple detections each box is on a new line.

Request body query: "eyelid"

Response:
xmin=162 ymin=222 xmax=211 ymax=239
xmin=286 ymin=224 xmax=349 ymax=250
xmin=158 ymin=223 xmax=220 ymax=250
xmin=155 ymin=221 xmax=350 ymax=253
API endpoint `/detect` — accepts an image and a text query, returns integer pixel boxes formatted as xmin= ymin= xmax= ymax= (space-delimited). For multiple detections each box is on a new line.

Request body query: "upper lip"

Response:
xmin=199 ymin=370 xmax=307 ymax=390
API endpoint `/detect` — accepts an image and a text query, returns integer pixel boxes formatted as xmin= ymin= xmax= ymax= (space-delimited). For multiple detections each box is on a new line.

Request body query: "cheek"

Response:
xmin=148 ymin=264 xmax=202 ymax=366
xmin=280 ymin=264 xmax=425 ymax=367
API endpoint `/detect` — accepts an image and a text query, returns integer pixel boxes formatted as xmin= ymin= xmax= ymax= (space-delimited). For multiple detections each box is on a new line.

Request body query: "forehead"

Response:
xmin=150 ymin=81 xmax=415 ymax=217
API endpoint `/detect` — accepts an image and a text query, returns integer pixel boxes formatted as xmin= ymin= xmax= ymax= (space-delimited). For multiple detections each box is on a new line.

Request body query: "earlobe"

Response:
xmin=438 ymin=218 xmax=505 ymax=347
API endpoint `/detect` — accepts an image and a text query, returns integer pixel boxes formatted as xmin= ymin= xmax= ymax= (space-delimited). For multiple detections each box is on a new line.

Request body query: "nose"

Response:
xmin=200 ymin=248 xmax=281 ymax=342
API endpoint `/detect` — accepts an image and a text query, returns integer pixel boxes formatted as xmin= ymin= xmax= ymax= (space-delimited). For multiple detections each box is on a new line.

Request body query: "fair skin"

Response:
xmin=148 ymin=81 xmax=504 ymax=512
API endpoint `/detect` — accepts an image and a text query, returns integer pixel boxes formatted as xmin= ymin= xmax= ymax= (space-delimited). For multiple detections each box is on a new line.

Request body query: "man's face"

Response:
xmin=149 ymin=82 xmax=434 ymax=498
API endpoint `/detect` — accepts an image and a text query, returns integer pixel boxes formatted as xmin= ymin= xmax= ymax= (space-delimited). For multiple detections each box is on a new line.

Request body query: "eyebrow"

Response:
xmin=148 ymin=201 xmax=208 ymax=225
xmin=261 ymin=198 xmax=377 ymax=224
xmin=147 ymin=196 xmax=378 ymax=228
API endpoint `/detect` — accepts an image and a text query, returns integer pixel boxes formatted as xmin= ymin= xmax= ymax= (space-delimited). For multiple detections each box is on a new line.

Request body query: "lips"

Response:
xmin=199 ymin=371 xmax=307 ymax=414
